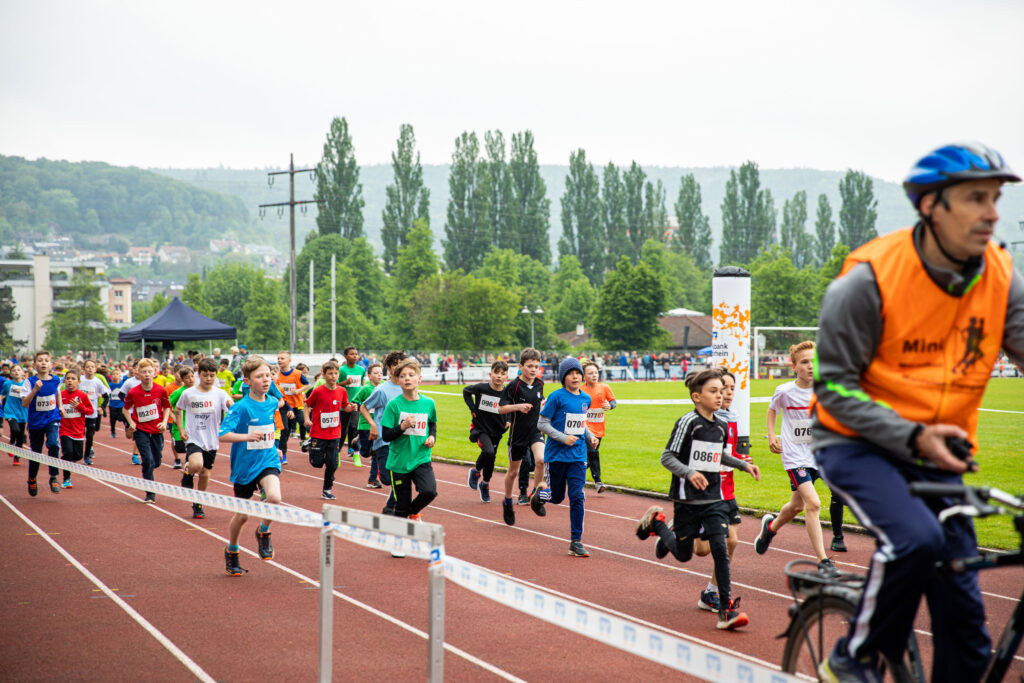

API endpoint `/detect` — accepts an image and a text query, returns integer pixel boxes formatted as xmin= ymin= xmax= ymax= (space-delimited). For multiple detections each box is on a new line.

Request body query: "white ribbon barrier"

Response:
xmin=442 ymin=555 xmax=798 ymax=683
xmin=0 ymin=441 xmax=323 ymax=528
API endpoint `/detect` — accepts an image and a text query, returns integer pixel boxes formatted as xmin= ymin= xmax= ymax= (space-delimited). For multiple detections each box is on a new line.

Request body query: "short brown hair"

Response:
xmin=685 ymin=369 xmax=722 ymax=396
xmin=136 ymin=358 xmax=157 ymax=372
xmin=491 ymin=360 xmax=509 ymax=373
xmin=197 ymin=358 xmax=218 ymax=374
xmin=34 ymin=350 xmax=51 ymax=361
xmin=241 ymin=357 xmax=271 ymax=379
xmin=520 ymin=347 xmax=542 ymax=364
xmin=582 ymin=360 xmax=600 ymax=374
xmin=393 ymin=359 xmax=421 ymax=378
xmin=63 ymin=368 xmax=79 ymax=381
xmin=383 ymin=350 xmax=408 ymax=372
xmin=789 ymin=340 xmax=815 ymax=363
xmin=366 ymin=362 xmax=382 ymax=374
xmin=321 ymin=360 xmax=340 ymax=374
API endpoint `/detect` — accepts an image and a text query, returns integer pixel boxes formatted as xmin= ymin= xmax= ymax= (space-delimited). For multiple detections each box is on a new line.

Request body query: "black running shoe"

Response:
xmin=636 ymin=505 xmax=665 ymax=540
xmin=717 ymin=600 xmax=749 ymax=630
xmin=322 ymin=490 xmax=336 ymax=500
xmin=144 ymin=492 xmax=156 ymax=504
xmin=224 ymin=548 xmax=245 ymax=576
xmin=28 ymin=478 xmax=37 ymax=496
xmin=173 ymin=459 xmax=182 ymax=470
xmin=818 ymin=558 xmax=841 ymax=578
xmin=255 ymin=529 xmax=274 ymax=560
xmin=568 ymin=540 xmax=590 ymax=557
xmin=467 ymin=467 xmax=480 ymax=490
xmin=301 ymin=438 xmax=311 ymax=453
xmin=84 ymin=455 xmax=93 ymax=466
xmin=49 ymin=477 xmax=61 ymax=494
xmin=529 ymin=487 xmax=547 ymax=517
xmin=192 ymin=503 xmax=204 ymax=519
xmin=655 ymin=538 xmax=670 ymax=559
xmin=516 ymin=493 xmax=530 ymax=505
xmin=479 ymin=481 xmax=490 ymax=503
xmin=502 ymin=499 xmax=515 ymax=526
xmin=754 ymin=513 xmax=776 ymax=554
xmin=831 ymin=536 xmax=848 ymax=552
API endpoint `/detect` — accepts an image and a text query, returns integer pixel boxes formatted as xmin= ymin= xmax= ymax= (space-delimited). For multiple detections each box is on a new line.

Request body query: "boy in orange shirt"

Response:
xmin=274 ymin=351 xmax=307 ymax=465
xmin=581 ymin=360 xmax=616 ymax=493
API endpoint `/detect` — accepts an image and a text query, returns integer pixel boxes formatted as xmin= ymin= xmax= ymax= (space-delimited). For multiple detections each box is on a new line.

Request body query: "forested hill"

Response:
xmin=0 ymin=155 xmax=252 ymax=250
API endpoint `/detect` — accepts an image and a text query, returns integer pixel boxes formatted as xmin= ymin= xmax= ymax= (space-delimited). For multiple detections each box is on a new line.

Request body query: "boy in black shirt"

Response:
xmin=635 ymin=369 xmax=760 ymax=631
xmin=498 ymin=348 xmax=548 ymax=526
xmin=463 ymin=361 xmax=509 ymax=503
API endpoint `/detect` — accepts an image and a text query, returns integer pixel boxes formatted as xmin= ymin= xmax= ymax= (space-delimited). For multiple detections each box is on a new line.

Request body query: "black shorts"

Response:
xmin=672 ymin=499 xmax=731 ymax=542
xmin=508 ymin=431 xmax=544 ymax=462
xmin=233 ymin=467 xmax=280 ymax=499
xmin=185 ymin=442 xmax=217 ymax=470
xmin=699 ymin=499 xmax=741 ymax=539
xmin=173 ymin=439 xmax=187 ymax=455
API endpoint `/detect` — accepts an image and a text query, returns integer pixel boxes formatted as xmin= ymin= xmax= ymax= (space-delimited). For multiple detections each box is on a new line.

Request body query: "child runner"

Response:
xmin=275 ymin=350 xmax=307 ymax=465
xmin=4 ymin=365 xmax=28 ymax=465
xmin=107 ymin=366 xmax=128 ymax=438
xmin=635 ymin=369 xmax=761 ymax=630
xmin=58 ymin=369 xmax=93 ymax=488
xmin=380 ymin=359 xmax=438 ymax=523
xmin=359 ymin=351 xmax=408 ymax=513
xmin=338 ymin=346 xmax=366 ymax=453
xmin=23 ymin=351 xmax=64 ymax=495
xmin=78 ymin=359 xmax=109 ymax=466
xmin=168 ymin=366 xmax=194 ymax=470
xmin=581 ymin=360 xmax=616 ymax=493
xmin=538 ymin=358 xmax=598 ymax=556
xmin=350 ymin=363 xmax=383 ymax=487
xmin=755 ymin=341 xmax=839 ymax=575
xmin=175 ymin=358 xmax=232 ymax=519
xmin=116 ymin=362 xmax=143 ymax=465
xmin=123 ymin=358 xmax=172 ymax=503
xmin=216 ymin=358 xmax=235 ymax=395
xmin=304 ymin=360 xmax=353 ymax=500
xmin=498 ymin=348 xmax=549 ymax=526
xmin=219 ymin=357 xmax=283 ymax=575
xmin=463 ymin=360 xmax=509 ymax=503
xmin=693 ymin=368 xmax=750 ymax=611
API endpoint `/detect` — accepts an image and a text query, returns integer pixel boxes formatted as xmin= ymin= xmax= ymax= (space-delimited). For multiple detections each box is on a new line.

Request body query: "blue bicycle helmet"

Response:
xmin=903 ymin=142 xmax=1020 ymax=210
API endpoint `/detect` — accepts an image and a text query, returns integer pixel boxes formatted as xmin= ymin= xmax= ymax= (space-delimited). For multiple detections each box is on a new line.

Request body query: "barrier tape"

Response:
xmin=327 ymin=522 xmax=442 ymax=561
xmin=0 ymin=441 xmax=323 ymax=528
xmin=442 ymin=555 xmax=798 ymax=683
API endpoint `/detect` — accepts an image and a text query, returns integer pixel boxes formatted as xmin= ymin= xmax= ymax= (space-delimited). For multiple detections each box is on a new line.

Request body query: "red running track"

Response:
xmin=2 ymin=429 xmax=1022 ymax=681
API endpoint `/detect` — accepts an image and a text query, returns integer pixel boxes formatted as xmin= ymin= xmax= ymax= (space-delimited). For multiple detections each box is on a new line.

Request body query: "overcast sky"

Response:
xmin=2 ymin=0 xmax=1022 ymax=182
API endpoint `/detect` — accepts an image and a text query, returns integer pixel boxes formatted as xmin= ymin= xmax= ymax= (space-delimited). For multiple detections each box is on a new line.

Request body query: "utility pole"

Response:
xmin=330 ymin=253 xmax=336 ymax=356
xmin=259 ymin=153 xmax=318 ymax=353
xmin=309 ymin=260 xmax=314 ymax=354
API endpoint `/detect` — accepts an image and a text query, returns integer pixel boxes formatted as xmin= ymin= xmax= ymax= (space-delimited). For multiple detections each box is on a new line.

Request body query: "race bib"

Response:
xmin=320 ymin=411 xmax=340 ymax=429
xmin=721 ymin=443 xmax=734 ymax=472
xmin=791 ymin=418 xmax=813 ymax=445
xmin=478 ymin=395 xmax=500 ymax=414
xmin=586 ymin=408 xmax=605 ymax=423
xmin=689 ymin=439 xmax=723 ymax=473
xmin=136 ymin=403 xmax=159 ymax=423
xmin=187 ymin=397 xmax=216 ymax=414
xmin=247 ymin=424 xmax=275 ymax=450
xmin=399 ymin=412 xmax=428 ymax=437
xmin=62 ymin=404 xmax=81 ymax=419
xmin=564 ymin=413 xmax=587 ymax=436
xmin=35 ymin=394 xmax=57 ymax=412
xmin=218 ymin=378 xmax=227 ymax=387
xmin=84 ymin=388 xmax=97 ymax=404
xmin=19 ymin=384 xmax=30 ymax=398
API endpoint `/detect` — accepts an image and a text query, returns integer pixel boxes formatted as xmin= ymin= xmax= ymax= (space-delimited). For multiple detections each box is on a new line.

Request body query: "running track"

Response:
xmin=2 ymin=430 xmax=1022 ymax=681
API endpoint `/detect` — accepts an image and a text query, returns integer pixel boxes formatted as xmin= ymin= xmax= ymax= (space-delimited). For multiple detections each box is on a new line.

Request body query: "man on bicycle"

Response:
xmin=812 ymin=142 xmax=1024 ymax=682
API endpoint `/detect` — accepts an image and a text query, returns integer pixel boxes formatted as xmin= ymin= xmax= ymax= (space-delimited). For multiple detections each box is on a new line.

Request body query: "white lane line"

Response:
xmin=0 ymin=493 xmax=217 ymax=683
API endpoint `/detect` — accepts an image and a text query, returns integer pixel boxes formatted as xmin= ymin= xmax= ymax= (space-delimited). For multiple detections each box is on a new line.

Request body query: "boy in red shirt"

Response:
xmin=59 ymin=369 xmax=93 ymax=489
xmin=304 ymin=360 xmax=354 ymax=500
xmin=124 ymin=358 xmax=172 ymax=503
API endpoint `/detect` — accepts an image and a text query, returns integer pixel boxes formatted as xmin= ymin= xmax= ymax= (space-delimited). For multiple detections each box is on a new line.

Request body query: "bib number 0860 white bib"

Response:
xmin=689 ymin=439 xmax=723 ymax=472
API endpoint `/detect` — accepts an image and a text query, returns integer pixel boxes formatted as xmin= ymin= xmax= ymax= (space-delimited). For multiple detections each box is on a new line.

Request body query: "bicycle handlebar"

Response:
xmin=909 ymin=482 xmax=1024 ymax=522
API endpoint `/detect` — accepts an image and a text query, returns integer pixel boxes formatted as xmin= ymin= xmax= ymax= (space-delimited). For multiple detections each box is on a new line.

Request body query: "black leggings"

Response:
xmin=655 ymin=519 xmax=732 ymax=609
xmin=586 ymin=437 xmax=602 ymax=481
xmin=473 ymin=431 xmax=502 ymax=483
xmin=109 ymin=407 xmax=129 ymax=435
xmin=830 ymin=489 xmax=846 ymax=537
xmin=390 ymin=462 xmax=437 ymax=517
xmin=7 ymin=419 xmax=26 ymax=448
xmin=84 ymin=416 xmax=101 ymax=457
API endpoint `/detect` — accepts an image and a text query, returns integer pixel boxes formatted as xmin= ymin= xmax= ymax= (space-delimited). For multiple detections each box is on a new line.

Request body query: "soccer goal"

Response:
xmin=752 ymin=326 xmax=819 ymax=380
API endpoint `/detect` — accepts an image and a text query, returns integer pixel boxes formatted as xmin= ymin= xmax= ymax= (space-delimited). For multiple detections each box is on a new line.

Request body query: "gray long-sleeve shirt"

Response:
xmin=812 ymin=224 xmax=1024 ymax=464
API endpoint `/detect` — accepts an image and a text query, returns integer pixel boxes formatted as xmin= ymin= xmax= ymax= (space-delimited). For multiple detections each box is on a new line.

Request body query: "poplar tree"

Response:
xmin=508 ymin=131 xmax=551 ymax=265
xmin=557 ymin=149 xmax=604 ymax=285
xmin=623 ymin=162 xmax=648 ymax=260
xmin=672 ymin=174 xmax=713 ymax=270
xmin=381 ymin=124 xmax=430 ymax=273
xmin=719 ymin=161 xmax=776 ymax=264
xmin=314 ymin=117 xmax=364 ymax=239
xmin=838 ymin=169 xmax=878 ymax=249
xmin=443 ymin=132 xmax=491 ymax=271
xmin=602 ymin=163 xmax=628 ymax=271
xmin=814 ymin=193 xmax=837 ymax=267
xmin=485 ymin=130 xmax=515 ymax=250
xmin=781 ymin=190 xmax=813 ymax=268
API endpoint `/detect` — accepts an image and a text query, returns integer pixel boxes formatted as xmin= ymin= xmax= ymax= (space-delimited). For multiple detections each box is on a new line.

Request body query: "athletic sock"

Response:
xmin=228 ymin=544 xmax=239 ymax=552
xmin=259 ymin=522 xmax=270 ymax=533
xmin=504 ymin=497 xmax=513 ymax=505
xmin=706 ymin=582 xmax=717 ymax=593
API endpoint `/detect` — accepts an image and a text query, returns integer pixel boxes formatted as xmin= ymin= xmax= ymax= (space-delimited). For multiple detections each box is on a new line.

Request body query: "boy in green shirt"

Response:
xmin=380 ymin=359 xmax=437 ymax=522
xmin=168 ymin=366 xmax=194 ymax=470
xmin=338 ymin=347 xmax=366 ymax=453
xmin=351 ymin=363 xmax=383 ymax=487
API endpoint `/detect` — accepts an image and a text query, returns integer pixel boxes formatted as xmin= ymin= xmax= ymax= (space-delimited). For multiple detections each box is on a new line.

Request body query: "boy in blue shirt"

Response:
xmin=107 ymin=366 xmax=128 ymax=437
xmin=538 ymin=357 xmax=598 ymax=557
xmin=4 ymin=364 xmax=28 ymax=465
xmin=218 ymin=357 xmax=284 ymax=576
xmin=22 ymin=351 xmax=64 ymax=495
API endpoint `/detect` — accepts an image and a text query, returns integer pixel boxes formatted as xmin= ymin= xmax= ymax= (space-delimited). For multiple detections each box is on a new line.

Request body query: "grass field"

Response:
xmin=424 ymin=378 xmax=1024 ymax=549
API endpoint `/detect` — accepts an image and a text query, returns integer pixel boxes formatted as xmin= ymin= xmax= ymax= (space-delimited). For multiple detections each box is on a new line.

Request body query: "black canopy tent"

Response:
xmin=117 ymin=297 xmax=236 ymax=358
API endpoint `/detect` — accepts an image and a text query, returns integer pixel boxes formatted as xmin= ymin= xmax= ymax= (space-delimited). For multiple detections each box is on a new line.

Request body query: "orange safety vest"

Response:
xmin=814 ymin=228 xmax=1012 ymax=451
xmin=276 ymin=369 xmax=305 ymax=409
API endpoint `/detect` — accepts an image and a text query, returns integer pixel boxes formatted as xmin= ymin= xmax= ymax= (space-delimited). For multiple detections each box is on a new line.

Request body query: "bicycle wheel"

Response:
xmin=781 ymin=595 xmax=916 ymax=682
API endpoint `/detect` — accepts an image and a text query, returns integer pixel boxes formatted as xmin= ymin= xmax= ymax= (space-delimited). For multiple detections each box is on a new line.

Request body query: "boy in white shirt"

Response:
xmin=175 ymin=358 xmax=233 ymax=519
xmin=754 ymin=341 xmax=838 ymax=575
xmin=78 ymin=359 xmax=110 ymax=465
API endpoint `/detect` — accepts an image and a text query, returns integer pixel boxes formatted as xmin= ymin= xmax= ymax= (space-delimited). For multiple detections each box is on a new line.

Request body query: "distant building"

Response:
xmin=556 ymin=308 xmax=711 ymax=352
xmin=157 ymin=245 xmax=191 ymax=265
xmin=209 ymin=239 xmax=242 ymax=253
xmin=107 ymin=278 xmax=134 ymax=325
xmin=128 ymin=246 xmax=156 ymax=266
xmin=0 ymin=254 xmax=131 ymax=351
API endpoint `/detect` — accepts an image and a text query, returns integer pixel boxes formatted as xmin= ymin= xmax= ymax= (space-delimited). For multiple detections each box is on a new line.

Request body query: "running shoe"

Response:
xmin=279 ymin=454 xmax=288 ymax=465
xmin=321 ymin=490 xmax=336 ymax=500
xmin=173 ymin=459 xmax=182 ymax=470
xmin=224 ymin=548 xmax=245 ymax=576
xmin=28 ymin=478 xmax=37 ymax=496
xmin=192 ymin=503 xmax=205 ymax=519
xmin=110 ymin=431 xmax=116 ymax=438
xmin=300 ymin=438 xmax=311 ymax=453
xmin=818 ymin=558 xmax=841 ymax=578
xmin=391 ymin=550 xmax=406 ymax=558
xmin=255 ymin=529 xmax=274 ymax=560
xmin=13 ymin=455 xmax=20 ymax=465
xmin=352 ymin=453 xmax=361 ymax=467
xmin=84 ymin=455 xmax=93 ymax=466
xmin=131 ymin=454 xmax=140 ymax=465
xmin=698 ymin=588 xmax=721 ymax=612
xmin=144 ymin=492 xmax=156 ymax=504
xmin=467 ymin=467 xmax=480 ymax=490
xmin=595 ymin=480 xmax=606 ymax=493
xmin=529 ymin=487 xmax=547 ymax=517
xmin=831 ymin=536 xmax=848 ymax=552
xmin=568 ymin=540 xmax=590 ymax=557
xmin=409 ymin=513 xmax=423 ymax=522
xmin=818 ymin=637 xmax=882 ymax=683
xmin=516 ymin=493 xmax=530 ymax=505
xmin=754 ymin=513 xmax=776 ymax=554
xmin=655 ymin=538 xmax=670 ymax=559
xmin=716 ymin=599 xmax=749 ymax=630
xmin=366 ymin=480 xmax=382 ymax=489
xmin=49 ymin=477 xmax=61 ymax=494
xmin=479 ymin=481 xmax=490 ymax=503
xmin=502 ymin=499 xmax=515 ymax=526
xmin=635 ymin=505 xmax=665 ymax=540
xmin=62 ymin=479 xmax=72 ymax=489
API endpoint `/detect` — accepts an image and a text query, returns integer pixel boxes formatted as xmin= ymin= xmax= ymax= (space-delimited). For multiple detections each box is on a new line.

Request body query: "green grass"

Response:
xmin=425 ymin=378 xmax=1024 ymax=549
